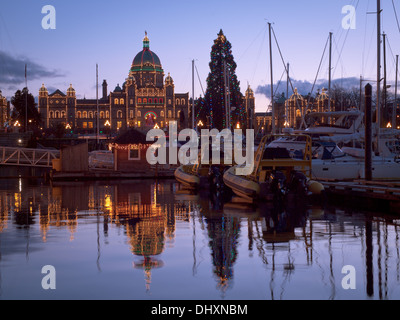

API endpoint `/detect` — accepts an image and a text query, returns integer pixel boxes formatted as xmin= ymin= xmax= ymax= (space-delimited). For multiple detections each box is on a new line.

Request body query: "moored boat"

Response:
xmin=223 ymin=134 xmax=324 ymax=202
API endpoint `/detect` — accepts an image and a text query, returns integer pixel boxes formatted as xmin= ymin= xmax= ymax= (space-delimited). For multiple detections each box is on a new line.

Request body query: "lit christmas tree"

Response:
xmin=196 ymin=30 xmax=246 ymax=130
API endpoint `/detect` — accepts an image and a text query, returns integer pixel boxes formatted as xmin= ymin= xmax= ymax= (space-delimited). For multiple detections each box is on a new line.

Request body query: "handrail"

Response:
xmin=0 ymin=146 xmax=60 ymax=168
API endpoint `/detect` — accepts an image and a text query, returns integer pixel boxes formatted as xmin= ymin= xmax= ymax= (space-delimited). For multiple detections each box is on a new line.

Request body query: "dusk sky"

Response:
xmin=0 ymin=0 xmax=400 ymax=112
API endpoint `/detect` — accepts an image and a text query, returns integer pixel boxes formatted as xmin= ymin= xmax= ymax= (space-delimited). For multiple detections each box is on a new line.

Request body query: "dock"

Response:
xmin=320 ymin=179 xmax=400 ymax=213
xmin=50 ymin=166 xmax=176 ymax=181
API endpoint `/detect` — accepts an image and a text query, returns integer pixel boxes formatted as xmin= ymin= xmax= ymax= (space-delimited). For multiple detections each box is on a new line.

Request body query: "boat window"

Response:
xmin=263 ymin=148 xmax=291 ymax=159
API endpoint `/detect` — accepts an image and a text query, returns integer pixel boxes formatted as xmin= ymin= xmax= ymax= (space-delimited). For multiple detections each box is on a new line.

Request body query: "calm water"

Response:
xmin=0 ymin=178 xmax=400 ymax=300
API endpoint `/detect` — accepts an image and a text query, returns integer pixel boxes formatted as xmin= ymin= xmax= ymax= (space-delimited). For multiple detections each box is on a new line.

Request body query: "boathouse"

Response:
xmin=110 ymin=129 xmax=152 ymax=172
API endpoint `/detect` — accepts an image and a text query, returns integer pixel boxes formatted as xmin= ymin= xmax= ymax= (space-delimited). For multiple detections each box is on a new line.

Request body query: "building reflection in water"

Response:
xmin=1 ymin=179 xmax=400 ymax=299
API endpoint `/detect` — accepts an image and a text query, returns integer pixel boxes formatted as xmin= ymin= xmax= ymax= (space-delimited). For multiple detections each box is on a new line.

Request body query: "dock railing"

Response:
xmin=0 ymin=146 xmax=60 ymax=168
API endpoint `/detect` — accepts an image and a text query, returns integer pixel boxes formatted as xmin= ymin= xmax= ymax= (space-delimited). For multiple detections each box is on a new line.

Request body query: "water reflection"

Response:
xmin=0 ymin=179 xmax=400 ymax=299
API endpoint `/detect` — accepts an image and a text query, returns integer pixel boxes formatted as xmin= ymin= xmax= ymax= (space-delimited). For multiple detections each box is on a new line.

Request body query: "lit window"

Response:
xmin=138 ymin=98 xmax=142 ymax=104
xmin=117 ymin=121 xmax=122 ymax=129
xmin=83 ymin=122 xmax=88 ymax=129
xmin=114 ymin=98 xmax=119 ymax=105
xmin=88 ymin=122 xmax=93 ymax=129
xmin=120 ymin=98 xmax=124 ymax=104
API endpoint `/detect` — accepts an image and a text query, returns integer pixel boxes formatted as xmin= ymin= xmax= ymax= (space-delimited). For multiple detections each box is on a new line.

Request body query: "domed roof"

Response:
xmin=131 ymin=32 xmax=163 ymax=73
xmin=39 ymin=83 xmax=48 ymax=92
xmin=67 ymin=84 xmax=75 ymax=92
xmin=165 ymin=72 xmax=173 ymax=84
xmin=114 ymin=84 xmax=122 ymax=93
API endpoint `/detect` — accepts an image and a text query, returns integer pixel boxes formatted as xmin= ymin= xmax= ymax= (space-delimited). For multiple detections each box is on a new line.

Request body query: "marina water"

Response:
xmin=0 ymin=178 xmax=399 ymax=300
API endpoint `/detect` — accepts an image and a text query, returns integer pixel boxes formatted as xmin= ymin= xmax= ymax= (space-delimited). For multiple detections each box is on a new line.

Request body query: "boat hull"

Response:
xmin=311 ymin=158 xmax=400 ymax=181
xmin=223 ymin=167 xmax=260 ymax=201
xmin=174 ymin=166 xmax=200 ymax=189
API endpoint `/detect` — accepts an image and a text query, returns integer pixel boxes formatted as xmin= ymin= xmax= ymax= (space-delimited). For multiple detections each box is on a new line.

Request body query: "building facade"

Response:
xmin=0 ymin=90 xmax=9 ymax=130
xmin=38 ymin=33 xmax=189 ymax=133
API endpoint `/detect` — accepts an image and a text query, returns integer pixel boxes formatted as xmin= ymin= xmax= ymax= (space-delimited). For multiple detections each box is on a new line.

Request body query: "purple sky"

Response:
xmin=0 ymin=0 xmax=399 ymax=112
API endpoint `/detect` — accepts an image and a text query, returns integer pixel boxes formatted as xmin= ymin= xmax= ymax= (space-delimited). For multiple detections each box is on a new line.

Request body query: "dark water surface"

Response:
xmin=0 ymin=178 xmax=399 ymax=300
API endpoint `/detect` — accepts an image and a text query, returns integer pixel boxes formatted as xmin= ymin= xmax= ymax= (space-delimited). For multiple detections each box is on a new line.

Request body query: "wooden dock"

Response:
xmin=320 ymin=179 xmax=400 ymax=213
xmin=321 ymin=180 xmax=400 ymax=201
xmin=49 ymin=166 xmax=176 ymax=181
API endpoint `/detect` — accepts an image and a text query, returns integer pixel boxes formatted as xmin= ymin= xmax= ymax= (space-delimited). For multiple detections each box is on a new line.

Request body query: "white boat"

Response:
xmin=268 ymin=136 xmax=400 ymax=181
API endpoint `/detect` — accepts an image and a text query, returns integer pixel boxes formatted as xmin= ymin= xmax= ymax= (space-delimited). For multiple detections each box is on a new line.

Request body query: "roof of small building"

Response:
xmin=113 ymin=128 xmax=149 ymax=145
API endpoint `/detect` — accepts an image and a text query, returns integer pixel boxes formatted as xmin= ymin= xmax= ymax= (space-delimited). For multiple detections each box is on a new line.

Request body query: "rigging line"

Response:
xmin=237 ymin=25 xmax=266 ymax=62
xmin=393 ymin=0 xmax=400 ymax=35
xmin=332 ymin=0 xmax=360 ymax=80
xmin=271 ymin=26 xmax=307 ymax=128
xmin=385 ymin=36 xmax=399 ymax=80
xmin=194 ymin=64 xmax=205 ymax=96
xmin=305 ymin=35 xmax=330 ymax=108
xmin=274 ymin=68 xmax=286 ymax=97
xmin=251 ymin=27 xmax=268 ymax=85
xmin=332 ymin=36 xmax=348 ymax=82
xmin=362 ymin=0 xmax=371 ymax=76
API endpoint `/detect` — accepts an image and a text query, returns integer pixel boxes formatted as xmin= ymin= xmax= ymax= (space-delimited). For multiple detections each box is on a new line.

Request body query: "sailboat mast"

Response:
xmin=377 ymin=0 xmax=381 ymax=132
xmin=328 ymin=32 xmax=332 ymax=114
xmin=286 ymin=62 xmax=289 ymax=125
xmin=25 ymin=64 xmax=28 ymax=133
xmin=96 ymin=64 xmax=99 ymax=145
xmin=268 ymin=23 xmax=275 ymax=134
xmin=192 ymin=59 xmax=195 ymax=130
xmin=394 ymin=55 xmax=399 ymax=129
xmin=383 ymin=33 xmax=387 ymax=117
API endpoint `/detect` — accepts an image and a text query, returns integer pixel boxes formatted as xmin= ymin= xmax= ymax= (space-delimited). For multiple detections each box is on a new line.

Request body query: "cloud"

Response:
xmin=256 ymin=77 xmax=361 ymax=97
xmin=0 ymin=51 xmax=65 ymax=85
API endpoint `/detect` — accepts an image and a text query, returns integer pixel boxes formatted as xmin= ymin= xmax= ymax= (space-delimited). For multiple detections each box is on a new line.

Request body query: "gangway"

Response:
xmin=0 ymin=146 xmax=60 ymax=168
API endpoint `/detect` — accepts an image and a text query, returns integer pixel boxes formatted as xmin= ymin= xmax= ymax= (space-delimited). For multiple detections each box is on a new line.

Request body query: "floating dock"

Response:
xmin=320 ymin=179 xmax=400 ymax=213
xmin=50 ymin=166 xmax=176 ymax=181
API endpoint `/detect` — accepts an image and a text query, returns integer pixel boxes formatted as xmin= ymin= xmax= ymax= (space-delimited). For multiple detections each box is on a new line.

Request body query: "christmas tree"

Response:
xmin=196 ymin=30 xmax=246 ymax=130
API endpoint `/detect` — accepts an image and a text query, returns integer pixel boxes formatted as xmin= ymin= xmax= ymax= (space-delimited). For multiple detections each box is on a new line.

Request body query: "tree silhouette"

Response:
xmin=11 ymin=88 xmax=41 ymax=131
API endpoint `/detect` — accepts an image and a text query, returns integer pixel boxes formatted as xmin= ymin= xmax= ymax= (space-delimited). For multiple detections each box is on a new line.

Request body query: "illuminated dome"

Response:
xmin=67 ymin=84 xmax=75 ymax=95
xmin=39 ymin=83 xmax=48 ymax=93
xmin=131 ymin=32 xmax=162 ymax=73
xmin=165 ymin=72 xmax=173 ymax=85
xmin=316 ymin=88 xmax=329 ymax=101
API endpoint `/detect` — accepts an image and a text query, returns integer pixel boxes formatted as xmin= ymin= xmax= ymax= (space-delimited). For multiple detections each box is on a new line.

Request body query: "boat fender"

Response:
xmin=307 ymin=180 xmax=325 ymax=195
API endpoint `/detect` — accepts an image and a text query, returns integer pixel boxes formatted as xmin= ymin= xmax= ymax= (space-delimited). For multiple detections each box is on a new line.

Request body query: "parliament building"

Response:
xmin=38 ymin=33 xmax=190 ymax=133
